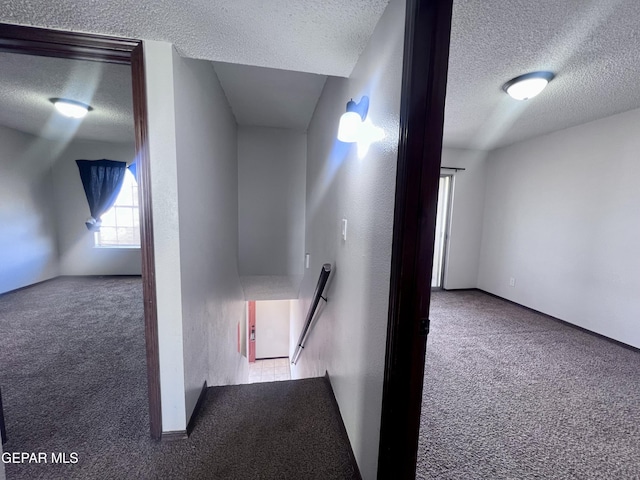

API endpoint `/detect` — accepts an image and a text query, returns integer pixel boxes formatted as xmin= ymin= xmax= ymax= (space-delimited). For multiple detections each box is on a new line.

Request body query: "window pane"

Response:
xmin=102 ymin=208 xmax=117 ymax=225
xmin=117 ymin=227 xmax=137 ymax=245
xmin=98 ymin=227 xmax=119 ymax=245
xmin=115 ymin=206 xmax=134 ymax=228
xmin=94 ymin=169 xmax=141 ymax=247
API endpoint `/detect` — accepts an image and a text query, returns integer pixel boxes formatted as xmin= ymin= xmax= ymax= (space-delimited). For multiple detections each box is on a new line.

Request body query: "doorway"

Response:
xmin=377 ymin=0 xmax=454 ymax=477
xmin=0 ymin=24 xmax=160 ymax=440
xmin=431 ymin=175 xmax=452 ymax=288
xmin=247 ymin=300 xmax=292 ymax=383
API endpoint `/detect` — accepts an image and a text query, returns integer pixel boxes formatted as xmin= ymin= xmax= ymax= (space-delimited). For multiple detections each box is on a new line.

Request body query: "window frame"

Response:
xmin=93 ymin=168 xmax=141 ymax=248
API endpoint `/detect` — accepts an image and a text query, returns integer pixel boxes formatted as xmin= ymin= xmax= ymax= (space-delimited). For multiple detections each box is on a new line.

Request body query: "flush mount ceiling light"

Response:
xmin=502 ymin=71 xmax=555 ymax=100
xmin=49 ymin=98 xmax=93 ymax=118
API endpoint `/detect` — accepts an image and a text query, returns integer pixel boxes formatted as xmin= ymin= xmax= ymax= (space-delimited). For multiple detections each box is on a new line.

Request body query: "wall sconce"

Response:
xmin=338 ymin=96 xmax=369 ymax=142
xmin=337 ymin=95 xmax=385 ymax=158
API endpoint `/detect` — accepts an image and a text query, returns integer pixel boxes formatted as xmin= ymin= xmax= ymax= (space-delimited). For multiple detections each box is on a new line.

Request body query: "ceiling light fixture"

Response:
xmin=502 ymin=71 xmax=555 ymax=101
xmin=49 ymin=98 xmax=93 ymax=118
xmin=338 ymin=96 xmax=370 ymax=143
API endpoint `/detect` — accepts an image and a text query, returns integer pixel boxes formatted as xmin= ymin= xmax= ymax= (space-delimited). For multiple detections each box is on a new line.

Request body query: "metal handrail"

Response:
xmin=291 ymin=263 xmax=331 ymax=365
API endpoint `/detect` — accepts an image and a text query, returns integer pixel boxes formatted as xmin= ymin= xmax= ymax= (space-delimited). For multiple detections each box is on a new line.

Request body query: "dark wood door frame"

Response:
xmin=0 ymin=23 xmax=162 ymax=440
xmin=377 ymin=0 xmax=453 ymax=478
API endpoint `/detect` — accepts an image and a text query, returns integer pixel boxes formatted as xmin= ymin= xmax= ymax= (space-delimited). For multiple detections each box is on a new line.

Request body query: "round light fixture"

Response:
xmin=502 ymin=71 xmax=555 ymax=100
xmin=49 ymin=98 xmax=93 ymax=118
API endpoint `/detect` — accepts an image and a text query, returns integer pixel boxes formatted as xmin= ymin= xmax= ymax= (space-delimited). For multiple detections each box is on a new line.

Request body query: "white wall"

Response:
xmin=238 ymin=127 xmax=306 ymax=277
xmin=256 ymin=300 xmax=290 ymax=359
xmin=289 ymin=0 xmax=405 ymax=477
xmin=172 ymin=50 xmax=248 ymax=421
xmin=0 ymin=125 xmax=59 ymax=294
xmin=144 ymin=40 xmax=186 ymax=432
xmin=51 ymin=139 xmax=141 ymax=276
xmin=440 ymin=147 xmax=487 ymax=289
xmin=478 ymin=107 xmax=640 ymax=348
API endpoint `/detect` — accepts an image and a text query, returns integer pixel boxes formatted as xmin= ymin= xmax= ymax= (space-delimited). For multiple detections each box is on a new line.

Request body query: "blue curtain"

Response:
xmin=128 ymin=162 xmax=137 ymax=181
xmin=76 ymin=159 xmax=127 ymax=231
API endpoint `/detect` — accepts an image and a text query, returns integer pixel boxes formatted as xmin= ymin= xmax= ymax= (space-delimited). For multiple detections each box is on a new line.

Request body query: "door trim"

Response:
xmin=0 ymin=23 xmax=162 ymax=440
xmin=377 ymin=0 xmax=453 ymax=478
xmin=248 ymin=301 xmax=256 ymax=363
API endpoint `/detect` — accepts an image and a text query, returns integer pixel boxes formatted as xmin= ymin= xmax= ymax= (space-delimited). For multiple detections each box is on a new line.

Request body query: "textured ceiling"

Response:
xmin=0 ymin=51 xmax=133 ymax=143
xmin=1 ymin=0 xmax=389 ymax=77
xmin=6 ymin=1 xmax=637 ymax=150
xmin=213 ymin=62 xmax=326 ymax=131
xmin=444 ymin=0 xmax=640 ymax=150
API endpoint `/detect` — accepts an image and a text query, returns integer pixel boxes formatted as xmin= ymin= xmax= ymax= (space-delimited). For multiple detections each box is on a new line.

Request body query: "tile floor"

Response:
xmin=248 ymin=358 xmax=291 ymax=383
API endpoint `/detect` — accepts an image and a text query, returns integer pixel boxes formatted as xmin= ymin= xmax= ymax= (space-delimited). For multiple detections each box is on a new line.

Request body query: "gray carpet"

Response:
xmin=0 ymin=277 xmax=359 ymax=479
xmin=417 ymin=290 xmax=640 ymax=479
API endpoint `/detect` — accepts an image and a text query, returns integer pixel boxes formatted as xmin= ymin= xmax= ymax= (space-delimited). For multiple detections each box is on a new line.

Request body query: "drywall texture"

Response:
xmin=440 ymin=148 xmax=487 ymax=289
xmin=51 ymin=139 xmax=141 ymax=276
xmin=444 ymin=0 xmax=640 ymax=150
xmin=0 ymin=0 xmax=389 ymax=77
xmin=238 ymin=127 xmax=306 ymax=278
xmin=213 ymin=63 xmax=326 ymax=131
xmin=0 ymin=51 xmax=134 ymax=143
xmin=0 ymin=125 xmax=58 ymax=294
xmin=255 ymin=300 xmax=290 ymax=359
xmin=144 ymin=40 xmax=186 ymax=432
xmin=172 ymin=50 xmax=248 ymax=421
xmin=478 ymin=107 xmax=640 ymax=348
xmin=289 ymin=0 xmax=405 ymax=477
xmin=240 ymin=275 xmax=303 ymax=301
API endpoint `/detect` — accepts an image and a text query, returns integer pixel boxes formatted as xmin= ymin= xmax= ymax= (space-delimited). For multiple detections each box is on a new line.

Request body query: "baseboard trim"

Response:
xmin=474 ymin=289 xmax=640 ymax=354
xmin=186 ymin=381 xmax=208 ymax=436
xmin=59 ymin=275 xmax=143 ymax=279
xmin=161 ymin=430 xmax=188 ymax=441
xmin=1 ymin=275 xmax=58 ymax=296
xmin=323 ymin=371 xmax=363 ymax=480
xmin=1 ymin=275 xmax=144 ymax=297
xmin=161 ymin=381 xmax=208 ymax=442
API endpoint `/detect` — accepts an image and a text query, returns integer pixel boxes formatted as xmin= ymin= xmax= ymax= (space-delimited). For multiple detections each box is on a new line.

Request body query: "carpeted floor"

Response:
xmin=0 ymin=277 xmax=359 ymax=480
xmin=417 ymin=290 xmax=640 ymax=479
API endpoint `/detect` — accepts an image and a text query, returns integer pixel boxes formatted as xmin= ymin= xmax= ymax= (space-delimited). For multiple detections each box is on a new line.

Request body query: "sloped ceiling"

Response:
xmin=444 ymin=0 xmax=640 ymax=150
xmin=213 ymin=62 xmax=326 ymax=131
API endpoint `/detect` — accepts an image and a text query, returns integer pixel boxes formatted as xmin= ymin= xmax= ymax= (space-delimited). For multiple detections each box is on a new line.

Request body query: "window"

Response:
xmin=93 ymin=169 xmax=140 ymax=247
xmin=431 ymin=175 xmax=452 ymax=288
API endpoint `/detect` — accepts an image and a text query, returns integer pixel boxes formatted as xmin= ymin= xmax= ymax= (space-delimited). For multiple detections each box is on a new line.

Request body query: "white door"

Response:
xmin=255 ymin=300 xmax=290 ymax=359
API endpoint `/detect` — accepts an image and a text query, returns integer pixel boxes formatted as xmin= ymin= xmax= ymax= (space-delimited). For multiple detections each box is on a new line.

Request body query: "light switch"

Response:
xmin=341 ymin=218 xmax=348 ymax=241
xmin=305 ymin=253 xmax=310 ymax=269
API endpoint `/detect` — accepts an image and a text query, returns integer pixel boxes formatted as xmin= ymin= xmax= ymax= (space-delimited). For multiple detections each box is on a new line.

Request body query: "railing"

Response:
xmin=291 ymin=263 xmax=332 ymax=365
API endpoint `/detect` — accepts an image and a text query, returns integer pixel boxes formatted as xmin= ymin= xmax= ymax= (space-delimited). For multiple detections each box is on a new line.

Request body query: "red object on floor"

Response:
xmin=248 ymin=301 xmax=256 ymax=363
